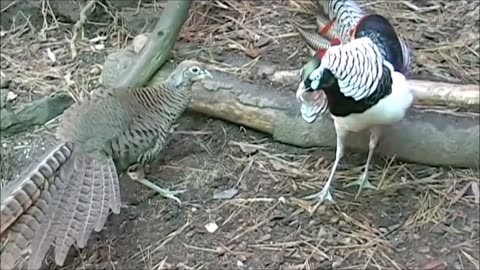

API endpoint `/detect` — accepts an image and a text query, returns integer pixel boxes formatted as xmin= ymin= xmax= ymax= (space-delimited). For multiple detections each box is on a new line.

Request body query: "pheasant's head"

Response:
xmin=181 ymin=60 xmax=213 ymax=81
xmin=296 ymin=37 xmax=340 ymax=102
xmin=170 ymin=60 xmax=213 ymax=87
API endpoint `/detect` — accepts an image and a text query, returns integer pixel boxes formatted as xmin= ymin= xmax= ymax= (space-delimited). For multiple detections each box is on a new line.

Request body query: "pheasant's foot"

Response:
xmin=344 ymin=172 xmax=377 ymax=199
xmin=303 ymin=186 xmax=335 ymax=204
xmin=137 ymin=178 xmax=186 ymax=205
xmin=127 ymin=166 xmax=185 ymax=204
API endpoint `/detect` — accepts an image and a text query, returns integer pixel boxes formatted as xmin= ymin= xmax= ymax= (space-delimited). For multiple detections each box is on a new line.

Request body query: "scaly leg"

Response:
xmin=304 ymin=128 xmax=347 ymax=204
xmin=127 ymin=165 xmax=186 ymax=204
xmin=344 ymin=126 xmax=383 ymax=199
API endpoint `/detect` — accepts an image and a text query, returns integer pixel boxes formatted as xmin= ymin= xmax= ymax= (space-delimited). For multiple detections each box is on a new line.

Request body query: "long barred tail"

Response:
xmin=320 ymin=0 xmax=364 ymax=42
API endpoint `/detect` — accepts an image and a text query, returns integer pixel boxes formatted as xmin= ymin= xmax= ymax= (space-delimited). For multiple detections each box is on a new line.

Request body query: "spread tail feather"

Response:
xmin=28 ymin=152 xmax=120 ymax=269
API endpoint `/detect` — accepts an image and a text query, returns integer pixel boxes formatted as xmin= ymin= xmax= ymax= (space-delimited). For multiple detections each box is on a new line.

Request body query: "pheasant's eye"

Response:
xmin=190 ymin=66 xmax=200 ymax=73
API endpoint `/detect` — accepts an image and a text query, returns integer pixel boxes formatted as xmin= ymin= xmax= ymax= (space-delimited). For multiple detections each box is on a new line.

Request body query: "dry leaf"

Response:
xmin=451 ymin=183 xmax=471 ymax=204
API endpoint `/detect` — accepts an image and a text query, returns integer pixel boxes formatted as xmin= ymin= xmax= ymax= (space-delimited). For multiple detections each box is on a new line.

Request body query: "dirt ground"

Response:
xmin=1 ymin=0 xmax=479 ymax=269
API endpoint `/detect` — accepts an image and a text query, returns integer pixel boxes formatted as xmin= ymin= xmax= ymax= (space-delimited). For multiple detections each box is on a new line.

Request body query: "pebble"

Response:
xmin=418 ymin=245 xmax=431 ymax=253
xmin=237 ymin=260 xmax=245 ymax=268
xmin=205 ymin=221 xmax=218 ymax=233
xmin=329 ymin=216 xmax=340 ymax=223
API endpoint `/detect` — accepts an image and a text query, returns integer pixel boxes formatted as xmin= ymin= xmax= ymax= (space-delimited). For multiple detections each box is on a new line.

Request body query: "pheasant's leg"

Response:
xmin=344 ymin=126 xmax=383 ymax=198
xmin=303 ymin=128 xmax=347 ymax=204
xmin=127 ymin=165 xmax=186 ymax=204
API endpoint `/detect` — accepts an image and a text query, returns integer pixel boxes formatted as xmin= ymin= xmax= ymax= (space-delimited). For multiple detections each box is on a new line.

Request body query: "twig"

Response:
xmin=70 ymin=0 xmax=98 ymax=59
xmin=0 ymin=0 xmax=18 ymax=13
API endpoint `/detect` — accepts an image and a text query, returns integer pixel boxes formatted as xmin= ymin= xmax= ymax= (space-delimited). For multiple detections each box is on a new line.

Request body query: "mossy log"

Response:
xmin=0 ymin=93 xmax=73 ymax=136
xmin=150 ymin=63 xmax=480 ymax=169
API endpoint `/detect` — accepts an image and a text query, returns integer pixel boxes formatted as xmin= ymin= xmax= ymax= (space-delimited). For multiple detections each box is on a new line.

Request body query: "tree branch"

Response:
xmin=112 ymin=0 xmax=192 ymax=88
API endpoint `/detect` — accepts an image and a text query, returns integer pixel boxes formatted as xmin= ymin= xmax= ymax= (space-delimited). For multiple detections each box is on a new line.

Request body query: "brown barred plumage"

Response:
xmin=0 ymin=60 xmax=212 ymax=270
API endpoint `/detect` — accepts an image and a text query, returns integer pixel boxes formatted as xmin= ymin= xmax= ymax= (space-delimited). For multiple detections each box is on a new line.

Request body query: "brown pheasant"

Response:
xmin=0 ymin=59 xmax=213 ymax=269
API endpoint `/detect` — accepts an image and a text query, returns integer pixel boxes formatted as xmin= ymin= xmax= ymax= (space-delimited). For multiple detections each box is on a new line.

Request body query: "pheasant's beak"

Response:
xmin=204 ymin=70 xmax=213 ymax=79
xmin=296 ymin=81 xmax=309 ymax=103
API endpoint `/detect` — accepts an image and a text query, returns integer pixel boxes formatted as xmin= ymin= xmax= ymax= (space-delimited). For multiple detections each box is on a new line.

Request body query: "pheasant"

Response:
xmin=296 ymin=0 xmax=413 ymax=125
xmin=0 ymin=60 xmax=213 ymax=269
xmin=296 ymin=14 xmax=414 ymax=203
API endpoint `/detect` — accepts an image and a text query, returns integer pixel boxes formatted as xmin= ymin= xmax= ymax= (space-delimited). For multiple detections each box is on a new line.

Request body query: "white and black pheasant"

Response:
xmin=297 ymin=0 xmax=413 ymax=124
xmin=296 ymin=15 xmax=414 ymax=203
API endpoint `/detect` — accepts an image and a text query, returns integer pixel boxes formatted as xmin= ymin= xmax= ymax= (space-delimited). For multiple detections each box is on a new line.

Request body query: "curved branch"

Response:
xmin=113 ymin=0 xmax=192 ymax=88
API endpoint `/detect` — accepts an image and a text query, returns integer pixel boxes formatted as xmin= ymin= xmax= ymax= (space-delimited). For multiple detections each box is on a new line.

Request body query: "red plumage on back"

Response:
xmin=315 ymin=37 xmax=341 ymax=60
xmin=330 ymin=38 xmax=341 ymax=46
xmin=319 ymin=20 xmax=335 ymax=36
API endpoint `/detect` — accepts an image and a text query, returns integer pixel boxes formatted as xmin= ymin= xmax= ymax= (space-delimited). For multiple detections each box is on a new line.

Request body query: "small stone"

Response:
xmin=216 ymin=246 xmax=226 ymax=255
xmin=185 ymin=230 xmax=195 ymax=238
xmin=329 ymin=216 xmax=340 ymax=224
xmin=205 ymin=221 xmax=218 ymax=233
xmin=213 ymin=188 xmax=238 ymax=200
xmin=6 ymin=91 xmax=17 ymax=102
xmin=257 ymin=234 xmax=271 ymax=242
xmin=418 ymin=245 xmax=430 ymax=253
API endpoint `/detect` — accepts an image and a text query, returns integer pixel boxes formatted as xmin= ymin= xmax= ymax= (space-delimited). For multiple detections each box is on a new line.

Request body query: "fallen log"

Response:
xmin=149 ymin=63 xmax=479 ymax=169
xmin=0 ymin=93 xmax=73 ymax=136
xmin=268 ymin=68 xmax=480 ymax=111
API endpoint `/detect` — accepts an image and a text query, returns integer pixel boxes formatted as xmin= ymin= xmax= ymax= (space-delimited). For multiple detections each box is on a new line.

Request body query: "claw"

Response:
xmin=127 ymin=165 xmax=186 ymax=205
xmin=303 ymin=186 xmax=335 ymax=204
xmin=137 ymin=178 xmax=186 ymax=205
xmin=344 ymin=172 xmax=377 ymax=199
